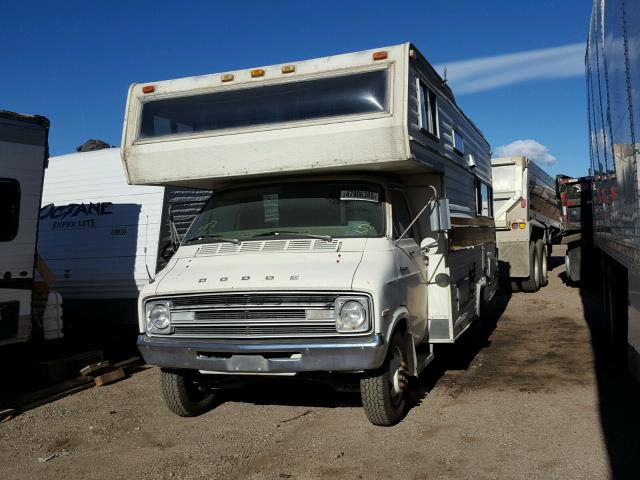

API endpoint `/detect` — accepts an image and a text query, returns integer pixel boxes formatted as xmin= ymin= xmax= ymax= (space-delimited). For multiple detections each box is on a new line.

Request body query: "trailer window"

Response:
xmin=0 ymin=178 xmax=20 ymax=242
xmin=139 ymin=69 xmax=389 ymax=139
xmin=418 ymin=82 xmax=438 ymax=137
xmin=476 ymin=181 xmax=492 ymax=217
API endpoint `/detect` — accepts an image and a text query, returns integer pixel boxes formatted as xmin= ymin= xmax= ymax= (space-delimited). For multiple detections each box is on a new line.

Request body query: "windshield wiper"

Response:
xmin=252 ymin=231 xmax=333 ymax=242
xmin=184 ymin=235 xmax=241 ymax=245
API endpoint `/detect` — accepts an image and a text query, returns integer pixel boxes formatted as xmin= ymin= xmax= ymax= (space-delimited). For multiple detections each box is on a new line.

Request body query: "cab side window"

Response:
xmin=0 ymin=178 xmax=20 ymax=242
xmin=390 ymin=190 xmax=416 ymax=241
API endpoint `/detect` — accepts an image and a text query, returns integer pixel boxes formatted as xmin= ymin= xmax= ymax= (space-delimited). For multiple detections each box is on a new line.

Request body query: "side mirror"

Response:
xmin=430 ymin=198 xmax=451 ymax=232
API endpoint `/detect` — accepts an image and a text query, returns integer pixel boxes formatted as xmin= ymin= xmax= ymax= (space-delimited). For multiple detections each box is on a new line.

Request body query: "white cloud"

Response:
xmin=435 ymin=43 xmax=584 ymax=95
xmin=493 ymin=139 xmax=557 ymax=166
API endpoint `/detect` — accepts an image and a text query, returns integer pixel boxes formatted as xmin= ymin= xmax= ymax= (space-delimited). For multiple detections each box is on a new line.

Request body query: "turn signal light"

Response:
xmin=373 ymin=51 xmax=388 ymax=61
xmin=251 ymin=69 xmax=265 ymax=78
xmin=519 ymin=222 xmax=526 ymax=229
xmin=142 ymin=85 xmax=155 ymax=94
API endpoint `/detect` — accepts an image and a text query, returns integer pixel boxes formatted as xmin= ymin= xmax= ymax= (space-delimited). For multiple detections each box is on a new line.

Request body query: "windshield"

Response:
xmin=183 ymin=182 xmax=386 ymax=244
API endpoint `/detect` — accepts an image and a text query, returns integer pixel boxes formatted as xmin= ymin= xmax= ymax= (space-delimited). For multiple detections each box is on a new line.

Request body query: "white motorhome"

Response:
xmin=122 ymin=43 xmax=498 ymax=425
xmin=0 ymin=111 xmax=62 ymax=346
xmin=491 ymin=156 xmax=562 ymax=292
xmin=38 ymin=147 xmax=209 ymax=342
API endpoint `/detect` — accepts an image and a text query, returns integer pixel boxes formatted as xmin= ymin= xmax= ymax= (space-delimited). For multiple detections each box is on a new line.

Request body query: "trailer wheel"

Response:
xmin=360 ymin=332 xmax=410 ymax=426
xmin=566 ymin=246 xmax=582 ymax=283
xmin=160 ymin=370 xmax=216 ymax=417
xmin=521 ymin=241 xmax=540 ymax=293
xmin=536 ymin=240 xmax=548 ymax=287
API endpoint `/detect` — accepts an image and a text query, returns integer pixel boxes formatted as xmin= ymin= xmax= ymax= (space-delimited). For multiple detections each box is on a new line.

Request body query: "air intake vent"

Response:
xmin=196 ymin=239 xmax=340 ymax=257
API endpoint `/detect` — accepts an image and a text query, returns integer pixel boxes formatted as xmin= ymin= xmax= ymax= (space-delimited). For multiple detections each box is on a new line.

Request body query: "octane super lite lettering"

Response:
xmin=40 ymin=202 xmax=113 ymax=220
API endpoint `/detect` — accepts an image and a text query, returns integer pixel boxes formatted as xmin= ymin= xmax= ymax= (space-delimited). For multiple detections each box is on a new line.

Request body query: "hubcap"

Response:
xmin=389 ymin=345 xmax=408 ymax=403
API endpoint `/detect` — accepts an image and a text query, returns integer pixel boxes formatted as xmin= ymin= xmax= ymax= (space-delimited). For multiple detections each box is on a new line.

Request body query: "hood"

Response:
xmin=151 ymin=247 xmax=366 ymax=295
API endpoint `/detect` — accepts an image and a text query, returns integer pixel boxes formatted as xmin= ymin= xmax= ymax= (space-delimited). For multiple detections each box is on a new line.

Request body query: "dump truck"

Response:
xmin=122 ymin=43 xmax=499 ymax=426
xmin=491 ymin=156 xmax=562 ymax=292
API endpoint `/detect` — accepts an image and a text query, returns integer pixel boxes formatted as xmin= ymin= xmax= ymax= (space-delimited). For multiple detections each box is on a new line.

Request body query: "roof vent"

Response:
xmin=76 ymin=139 xmax=112 ymax=152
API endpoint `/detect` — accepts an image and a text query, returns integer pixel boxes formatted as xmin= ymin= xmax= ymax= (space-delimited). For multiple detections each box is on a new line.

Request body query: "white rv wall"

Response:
xmin=38 ymin=148 xmax=165 ymax=299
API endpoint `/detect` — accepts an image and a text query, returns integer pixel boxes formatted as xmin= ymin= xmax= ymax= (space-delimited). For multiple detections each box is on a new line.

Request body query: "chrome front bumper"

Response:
xmin=137 ymin=334 xmax=386 ymax=373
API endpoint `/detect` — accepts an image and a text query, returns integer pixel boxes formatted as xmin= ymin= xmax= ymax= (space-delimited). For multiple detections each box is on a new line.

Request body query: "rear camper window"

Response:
xmin=0 ymin=178 xmax=20 ymax=241
xmin=139 ymin=70 xmax=389 ymax=139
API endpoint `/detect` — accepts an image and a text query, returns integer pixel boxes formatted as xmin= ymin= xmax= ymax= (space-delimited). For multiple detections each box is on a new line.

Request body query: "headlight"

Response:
xmin=145 ymin=301 xmax=171 ymax=334
xmin=335 ymin=297 xmax=369 ymax=333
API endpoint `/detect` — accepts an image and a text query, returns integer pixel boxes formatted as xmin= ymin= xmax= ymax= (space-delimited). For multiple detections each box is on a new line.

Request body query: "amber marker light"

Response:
xmin=142 ymin=85 xmax=155 ymax=94
xmin=281 ymin=65 xmax=295 ymax=74
xmin=373 ymin=51 xmax=388 ymax=61
xmin=519 ymin=222 xmax=526 ymax=229
xmin=251 ymin=69 xmax=265 ymax=78
xmin=221 ymin=74 xmax=234 ymax=82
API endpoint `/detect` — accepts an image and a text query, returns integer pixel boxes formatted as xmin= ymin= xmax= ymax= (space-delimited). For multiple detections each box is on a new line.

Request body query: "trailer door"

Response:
xmin=0 ymin=113 xmax=49 ymax=344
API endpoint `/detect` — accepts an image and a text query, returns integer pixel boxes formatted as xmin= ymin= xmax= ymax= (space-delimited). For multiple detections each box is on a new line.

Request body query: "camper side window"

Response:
xmin=0 ymin=178 xmax=20 ymax=241
xmin=476 ymin=181 xmax=492 ymax=217
xmin=418 ymin=82 xmax=438 ymax=137
xmin=453 ymin=129 xmax=464 ymax=155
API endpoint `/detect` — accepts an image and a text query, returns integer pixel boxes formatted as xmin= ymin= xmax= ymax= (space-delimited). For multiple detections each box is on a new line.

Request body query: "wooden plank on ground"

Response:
xmin=80 ymin=361 xmax=112 ymax=377
xmin=94 ymin=368 xmax=126 ymax=387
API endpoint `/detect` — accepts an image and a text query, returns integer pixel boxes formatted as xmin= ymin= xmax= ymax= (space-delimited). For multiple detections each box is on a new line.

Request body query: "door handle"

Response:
xmin=399 ymin=266 xmax=410 ymax=274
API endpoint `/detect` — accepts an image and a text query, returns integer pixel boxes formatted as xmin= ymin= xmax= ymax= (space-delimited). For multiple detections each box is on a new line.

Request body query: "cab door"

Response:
xmin=389 ymin=189 xmax=428 ymax=342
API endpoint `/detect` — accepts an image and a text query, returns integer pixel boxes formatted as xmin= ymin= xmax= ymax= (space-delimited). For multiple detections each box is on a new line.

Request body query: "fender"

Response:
xmin=384 ymin=306 xmax=418 ymax=377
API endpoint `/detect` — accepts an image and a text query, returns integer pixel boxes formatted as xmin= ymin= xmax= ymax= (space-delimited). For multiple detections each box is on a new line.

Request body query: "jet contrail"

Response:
xmin=435 ymin=43 xmax=585 ymax=95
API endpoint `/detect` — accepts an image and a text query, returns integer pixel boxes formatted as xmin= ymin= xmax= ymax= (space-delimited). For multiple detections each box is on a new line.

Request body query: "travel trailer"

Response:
xmin=586 ymin=0 xmax=640 ymax=378
xmin=123 ymin=43 xmax=498 ymax=425
xmin=0 ymin=110 xmax=62 ymax=346
xmin=38 ymin=147 xmax=210 ymax=343
xmin=491 ymin=157 xmax=561 ymax=291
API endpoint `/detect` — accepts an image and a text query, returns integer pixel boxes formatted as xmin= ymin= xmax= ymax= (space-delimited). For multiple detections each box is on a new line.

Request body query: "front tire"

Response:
xmin=160 ymin=370 xmax=216 ymax=417
xmin=360 ymin=332 xmax=410 ymax=426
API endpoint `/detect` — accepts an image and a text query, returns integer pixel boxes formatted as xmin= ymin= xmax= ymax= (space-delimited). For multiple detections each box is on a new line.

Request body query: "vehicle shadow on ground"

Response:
xmin=574 ymin=273 xmax=640 ymax=478
xmin=214 ymin=286 xmax=513 ymax=415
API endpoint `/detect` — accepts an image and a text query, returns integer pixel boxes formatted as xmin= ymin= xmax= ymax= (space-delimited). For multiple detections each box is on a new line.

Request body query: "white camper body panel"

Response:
xmin=0 ymin=112 xmax=49 ymax=345
xmin=39 ymin=148 xmax=165 ymax=300
xmin=122 ymin=45 xmax=414 ymax=188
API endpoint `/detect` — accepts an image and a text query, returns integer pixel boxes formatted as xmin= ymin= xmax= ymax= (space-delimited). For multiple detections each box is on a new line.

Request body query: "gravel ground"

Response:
xmin=2 ymin=246 xmax=640 ymax=479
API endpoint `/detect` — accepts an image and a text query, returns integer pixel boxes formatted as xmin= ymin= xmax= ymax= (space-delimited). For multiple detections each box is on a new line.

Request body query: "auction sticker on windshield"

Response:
xmin=340 ymin=190 xmax=380 ymax=202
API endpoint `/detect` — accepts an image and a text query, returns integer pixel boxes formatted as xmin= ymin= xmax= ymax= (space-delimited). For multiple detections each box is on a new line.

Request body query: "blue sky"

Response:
xmin=2 ymin=0 xmax=591 ymax=177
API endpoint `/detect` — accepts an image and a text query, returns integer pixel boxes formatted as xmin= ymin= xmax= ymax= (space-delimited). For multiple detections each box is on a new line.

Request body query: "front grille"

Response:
xmin=173 ymin=323 xmax=337 ymax=338
xmin=194 ymin=309 xmax=307 ymax=322
xmin=160 ymin=292 xmax=366 ymax=339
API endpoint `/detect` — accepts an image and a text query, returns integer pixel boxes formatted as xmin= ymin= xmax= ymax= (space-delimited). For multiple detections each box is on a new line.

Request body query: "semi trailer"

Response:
xmin=586 ymin=0 xmax=640 ymax=377
xmin=123 ymin=43 xmax=498 ymax=425
xmin=491 ymin=156 xmax=562 ymax=292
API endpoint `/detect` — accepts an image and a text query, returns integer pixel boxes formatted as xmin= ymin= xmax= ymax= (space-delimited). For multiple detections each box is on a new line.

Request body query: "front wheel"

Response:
xmin=160 ymin=370 xmax=217 ymax=417
xmin=360 ymin=333 xmax=410 ymax=426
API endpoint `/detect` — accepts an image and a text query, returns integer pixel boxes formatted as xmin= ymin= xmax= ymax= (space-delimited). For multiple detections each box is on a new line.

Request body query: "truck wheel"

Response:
xmin=521 ymin=241 xmax=540 ymax=293
xmin=567 ymin=246 xmax=582 ymax=283
xmin=160 ymin=370 xmax=216 ymax=417
xmin=536 ymin=240 xmax=548 ymax=287
xmin=360 ymin=332 xmax=410 ymax=426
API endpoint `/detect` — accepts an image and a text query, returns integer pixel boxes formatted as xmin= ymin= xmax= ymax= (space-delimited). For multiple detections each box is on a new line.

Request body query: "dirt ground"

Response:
xmin=2 ymin=246 xmax=640 ymax=480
